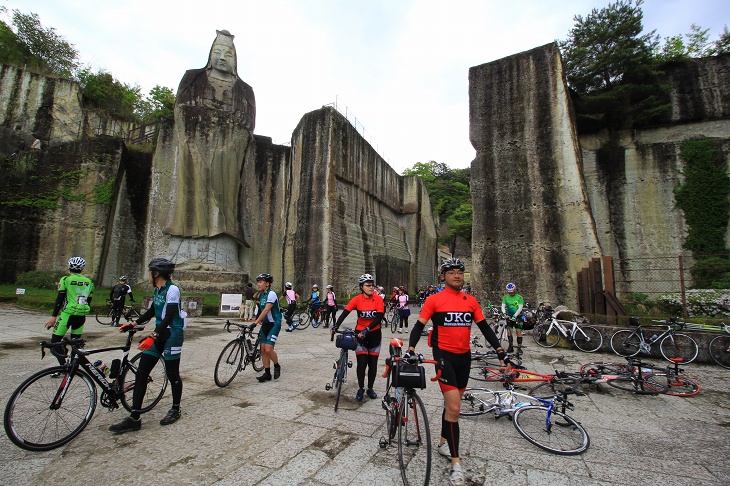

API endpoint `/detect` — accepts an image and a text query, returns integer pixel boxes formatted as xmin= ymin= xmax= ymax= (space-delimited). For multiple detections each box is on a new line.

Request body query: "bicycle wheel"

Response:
xmin=644 ymin=372 xmax=700 ymax=397
xmin=96 ymin=307 xmax=113 ymax=325
xmin=606 ymin=376 xmax=662 ymax=394
xmin=250 ymin=341 xmax=264 ymax=372
xmin=214 ymin=340 xmax=244 ymax=387
xmin=398 ymin=392 xmax=431 ymax=486
xmin=512 ymin=405 xmax=589 ymax=455
xmin=660 ymin=333 xmax=699 ymax=364
xmin=4 ymin=366 xmax=96 ymax=451
xmin=579 ymin=361 xmax=628 ymax=375
xmin=391 ymin=312 xmax=399 ymax=333
xmin=334 ymin=351 xmax=347 ymax=412
xmin=491 ymin=321 xmax=509 ymax=348
xmin=294 ymin=309 xmax=310 ymax=330
xmin=610 ymin=330 xmax=641 ymax=357
xmin=533 ymin=323 xmax=560 ymax=348
xmin=460 ymin=388 xmax=497 ymax=416
xmin=529 ymin=378 xmax=578 ymax=400
xmin=573 ymin=325 xmax=603 ymax=352
xmin=120 ymin=352 xmax=168 ymax=411
xmin=709 ymin=334 xmax=730 ymax=369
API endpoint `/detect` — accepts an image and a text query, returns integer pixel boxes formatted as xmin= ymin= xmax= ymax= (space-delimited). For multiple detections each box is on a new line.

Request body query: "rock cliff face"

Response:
xmin=663 ymin=54 xmax=730 ymax=123
xmin=285 ymin=107 xmax=438 ymax=294
xmin=469 ymin=43 xmax=602 ymax=306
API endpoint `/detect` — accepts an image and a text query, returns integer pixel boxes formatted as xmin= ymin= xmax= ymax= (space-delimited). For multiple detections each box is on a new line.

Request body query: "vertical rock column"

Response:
xmin=469 ymin=43 xmax=601 ymax=306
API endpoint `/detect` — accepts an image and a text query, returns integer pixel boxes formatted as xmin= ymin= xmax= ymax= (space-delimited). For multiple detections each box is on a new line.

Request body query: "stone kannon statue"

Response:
xmin=166 ymin=29 xmax=255 ymax=253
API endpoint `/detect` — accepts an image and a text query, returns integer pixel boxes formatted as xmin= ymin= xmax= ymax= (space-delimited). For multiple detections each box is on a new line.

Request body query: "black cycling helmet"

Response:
xmin=440 ymin=257 xmax=465 ymax=274
xmin=148 ymin=258 xmax=175 ymax=276
xmin=119 ymin=275 xmax=128 ymax=283
xmin=256 ymin=273 xmax=274 ymax=283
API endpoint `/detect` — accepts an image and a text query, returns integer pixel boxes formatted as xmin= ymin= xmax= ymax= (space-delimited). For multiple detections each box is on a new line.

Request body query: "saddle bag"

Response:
xmin=336 ymin=332 xmax=358 ymax=351
xmin=392 ymin=361 xmax=427 ymax=389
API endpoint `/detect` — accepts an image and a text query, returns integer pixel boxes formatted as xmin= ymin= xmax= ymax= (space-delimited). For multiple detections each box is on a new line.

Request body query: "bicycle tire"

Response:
xmin=334 ymin=351 xmax=347 ymax=412
xmin=250 ymin=341 xmax=264 ymax=372
xmin=579 ymin=361 xmax=629 ymax=376
xmin=398 ymin=392 xmax=431 ymax=486
xmin=643 ymin=372 xmax=700 ymax=397
xmin=120 ymin=352 xmax=168 ymax=411
xmin=460 ymin=388 xmax=498 ymax=416
xmin=528 ymin=378 xmax=579 ymax=400
xmin=605 ymin=376 xmax=662 ymax=395
xmin=573 ymin=325 xmax=603 ymax=353
xmin=610 ymin=329 xmax=641 ymax=357
xmin=533 ymin=323 xmax=561 ymax=348
xmin=512 ymin=405 xmax=590 ymax=455
xmin=4 ymin=366 xmax=96 ymax=451
xmin=660 ymin=333 xmax=698 ymax=364
xmin=214 ymin=340 xmax=244 ymax=387
xmin=385 ymin=394 xmax=399 ymax=441
xmin=96 ymin=308 xmax=113 ymax=325
xmin=709 ymin=334 xmax=730 ymax=369
xmin=294 ymin=309 xmax=311 ymax=330
xmin=391 ymin=312 xmax=399 ymax=333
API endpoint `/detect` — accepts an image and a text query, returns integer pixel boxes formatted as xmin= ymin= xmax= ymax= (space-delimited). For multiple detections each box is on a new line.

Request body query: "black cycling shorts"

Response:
xmin=432 ymin=347 xmax=471 ymax=392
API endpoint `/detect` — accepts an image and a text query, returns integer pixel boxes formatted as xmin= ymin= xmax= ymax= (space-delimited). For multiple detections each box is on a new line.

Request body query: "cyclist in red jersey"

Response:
xmin=331 ymin=273 xmax=384 ymax=401
xmin=405 ymin=258 xmax=511 ymax=486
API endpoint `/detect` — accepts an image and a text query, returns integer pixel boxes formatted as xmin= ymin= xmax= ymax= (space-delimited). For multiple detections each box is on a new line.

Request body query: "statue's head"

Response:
xmin=206 ymin=29 xmax=237 ymax=76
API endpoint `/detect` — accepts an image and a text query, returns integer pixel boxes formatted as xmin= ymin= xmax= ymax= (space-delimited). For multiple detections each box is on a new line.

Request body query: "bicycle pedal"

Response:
xmin=379 ymin=437 xmax=388 ymax=448
xmin=348 ymin=361 xmax=353 ymax=368
xmin=325 ymin=383 xmax=331 ymax=391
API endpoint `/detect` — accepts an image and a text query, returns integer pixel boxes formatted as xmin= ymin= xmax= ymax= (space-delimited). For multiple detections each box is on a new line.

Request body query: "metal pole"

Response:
xmin=678 ymin=255 xmax=688 ymax=318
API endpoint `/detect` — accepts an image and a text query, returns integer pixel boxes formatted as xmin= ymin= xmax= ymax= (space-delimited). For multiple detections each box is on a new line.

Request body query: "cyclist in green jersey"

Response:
xmin=44 ymin=257 xmax=94 ymax=366
xmin=501 ymin=282 xmax=525 ymax=354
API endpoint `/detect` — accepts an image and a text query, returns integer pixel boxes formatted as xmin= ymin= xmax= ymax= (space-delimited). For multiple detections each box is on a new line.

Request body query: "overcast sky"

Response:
xmin=3 ymin=0 xmax=728 ymax=172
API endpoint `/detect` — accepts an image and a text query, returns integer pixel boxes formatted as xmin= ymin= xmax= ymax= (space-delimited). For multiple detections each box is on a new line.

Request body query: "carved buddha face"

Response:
xmin=211 ymin=44 xmax=235 ymax=75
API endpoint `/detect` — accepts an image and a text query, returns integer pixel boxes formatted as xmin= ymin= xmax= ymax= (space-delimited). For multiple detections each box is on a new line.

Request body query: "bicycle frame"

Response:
xmin=225 ymin=321 xmax=261 ymax=363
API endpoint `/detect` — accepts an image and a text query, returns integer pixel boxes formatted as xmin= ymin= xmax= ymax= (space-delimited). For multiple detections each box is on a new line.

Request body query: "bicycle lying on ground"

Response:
xmin=326 ymin=327 xmax=356 ymax=411
xmin=379 ymin=348 xmax=440 ymax=486
xmin=214 ymin=321 xmax=263 ymax=387
xmin=609 ymin=317 xmax=699 ymax=363
xmin=532 ymin=305 xmax=603 ymax=352
xmin=96 ymin=299 xmax=141 ymax=326
xmin=4 ymin=325 xmax=167 ymax=451
xmin=709 ymin=323 xmax=730 ymax=369
xmin=460 ymin=385 xmax=590 ymax=455
xmin=601 ymin=356 xmax=700 ymax=397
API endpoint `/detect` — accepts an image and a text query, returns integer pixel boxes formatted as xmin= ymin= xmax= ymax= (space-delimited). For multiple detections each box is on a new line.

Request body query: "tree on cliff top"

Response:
xmin=403 ymin=161 xmax=472 ymax=255
xmin=0 ymin=7 xmax=78 ymax=77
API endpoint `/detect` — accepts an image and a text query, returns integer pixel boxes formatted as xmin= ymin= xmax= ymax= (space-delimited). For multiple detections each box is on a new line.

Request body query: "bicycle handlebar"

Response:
xmin=224 ymin=320 xmax=256 ymax=333
xmin=330 ymin=327 xmax=354 ymax=341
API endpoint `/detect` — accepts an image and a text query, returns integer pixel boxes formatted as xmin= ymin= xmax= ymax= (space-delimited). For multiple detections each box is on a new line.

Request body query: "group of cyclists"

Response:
xmin=44 ymin=254 xmax=516 ymax=485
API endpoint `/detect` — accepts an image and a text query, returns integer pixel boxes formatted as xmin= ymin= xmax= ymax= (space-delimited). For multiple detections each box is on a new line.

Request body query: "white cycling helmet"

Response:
xmin=68 ymin=257 xmax=86 ymax=271
xmin=285 ymin=282 xmax=293 ymax=289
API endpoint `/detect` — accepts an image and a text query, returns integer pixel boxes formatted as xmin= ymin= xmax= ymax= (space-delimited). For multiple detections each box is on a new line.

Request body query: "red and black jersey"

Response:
xmin=418 ymin=286 xmax=485 ymax=354
xmin=344 ymin=293 xmax=385 ymax=332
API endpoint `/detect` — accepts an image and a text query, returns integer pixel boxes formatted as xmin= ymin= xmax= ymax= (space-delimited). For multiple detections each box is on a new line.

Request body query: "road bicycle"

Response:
xmin=532 ymin=307 xmax=603 ymax=352
xmin=459 ymin=385 xmax=590 ymax=455
xmin=484 ymin=301 xmax=510 ymax=349
xmin=640 ymin=357 xmax=700 ymax=397
xmin=609 ymin=317 xmax=699 ymax=363
xmin=708 ymin=323 xmax=730 ymax=369
xmin=379 ymin=350 xmax=440 ymax=486
xmin=326 ymin=327 xmax=356 ymax=411
xmin=4 ymin=325 xmax=167 ymax=451
xmin=96 ymin=299 xmax=141 ymax=326
xmin=214 ymin=321 xmax=263 ymax=387
xmin=291 ymin=302 xmax=311 ymax=329
xmin=470 ymin=362 xmax=554 ymax=385
xmin=390 ymin=310 xmax=400 ymax=333
xmin=470 ymin=335 xmax=523 ymax=370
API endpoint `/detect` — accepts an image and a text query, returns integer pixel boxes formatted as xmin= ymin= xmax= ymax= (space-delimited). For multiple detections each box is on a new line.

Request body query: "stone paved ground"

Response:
xmin=0 ymin=304 xmax=728 ymax=485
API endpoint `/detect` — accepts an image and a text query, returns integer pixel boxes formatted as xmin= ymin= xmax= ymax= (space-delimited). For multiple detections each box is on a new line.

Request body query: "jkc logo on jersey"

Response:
xmin=358 ymin=310 xmax=378 ymax=319
xmin=443 ymin=312 xmax=473 ymax=326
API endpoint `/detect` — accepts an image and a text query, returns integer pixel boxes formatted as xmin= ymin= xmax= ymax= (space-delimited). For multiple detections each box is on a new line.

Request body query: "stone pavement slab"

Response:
xmin=0 ymin=304 xmax=728 ymax=485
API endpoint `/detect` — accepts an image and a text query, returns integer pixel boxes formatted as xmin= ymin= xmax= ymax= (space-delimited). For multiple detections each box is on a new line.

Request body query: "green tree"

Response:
xmin=5 ymin=8 xmax=78 ymax=77
xmin=75 ymin=68 xmax=142 ymax=121
xmin=403 ymin=161 xmax=472 ymax=255
xmin=658 ymin=24 xmax=714 ymax=61
xmin=560 ymin=0 xmax=670 ymax=131
xmin=711 ymin=24 xmax=730 ymax=55
xmin=0 ymin=12 xmax=31 ymax=67
xmin=136 ymin=85 xmax=176 ymax=123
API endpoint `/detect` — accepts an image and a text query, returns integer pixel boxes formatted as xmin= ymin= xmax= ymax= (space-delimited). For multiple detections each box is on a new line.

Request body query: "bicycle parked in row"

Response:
xmin=708 ymin=323 xmax=730 ymax=369
xmin=379 ymin=347 xmax=440 ymax=486
xmin=4 ymin=325 xmax=167 ymax=451
xmin=609 ymin=316 xmax=699 ymax=363
xmin=532 ymin=304 xmax=603 ymax=352
xmin=326 ymin=327 xmax=356 ymax=411
xmin=214 ymin=321 xmax=263 ymax=387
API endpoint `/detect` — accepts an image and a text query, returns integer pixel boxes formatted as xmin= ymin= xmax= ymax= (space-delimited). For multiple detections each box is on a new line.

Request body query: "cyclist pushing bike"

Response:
xmin=282 ymin=282 xmax=299 ymax=332
xmin=109 ymin=258 xmax=187 ymax=433
xmin=502 ymin=282 xmax=524 ymax=355
xmin=252 ymin=273 xmax=283 ymax=382
xmin=331 ymin=273 xmax=385 ymax=402
xmin=109 ymin=275 xmax=135 ymax=327
xmin=304 ymin=284 xmax=322 ymax=327
xmin=406 ymin=258 xmax=512 ymax=486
